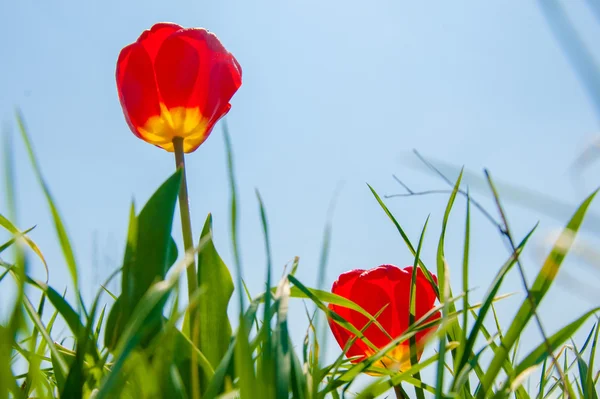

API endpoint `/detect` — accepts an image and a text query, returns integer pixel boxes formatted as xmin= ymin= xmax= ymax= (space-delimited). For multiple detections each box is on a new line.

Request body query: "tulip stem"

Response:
xmin=173 ymin=137 xmax=199 ymax=306
xmin=394 ymin=385 xmax=408 ymax=399
xmin=173 ymin=136 xmax=201 ymax=399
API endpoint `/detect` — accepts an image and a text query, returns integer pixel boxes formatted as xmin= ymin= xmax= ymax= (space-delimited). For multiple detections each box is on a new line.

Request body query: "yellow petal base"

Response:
xmin=363 ymin=345 xmax=416 ymax=376
xmin=139 ymin=104 xmax=209 ymax=152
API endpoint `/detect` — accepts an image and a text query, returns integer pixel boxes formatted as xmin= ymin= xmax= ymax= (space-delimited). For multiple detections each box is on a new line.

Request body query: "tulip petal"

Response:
xmin=116 ymin=43 xmax=161 ymax=139
xmin=327 ymin=318 xmax=368 ymax=361
xmin=349 ymin=274 xmax=395 ymax=348
xmin=329 ymin=269 xmax=369 ymax=360
xmin=205 ymin=55 xmax=243 ymax=121
xmin=137 ymin=22 xmax=183 ymax=60
xmin=176 ymin=29 xmax=242 ymax=117
xmin=154 ymin=33 xmax=201 ymax=110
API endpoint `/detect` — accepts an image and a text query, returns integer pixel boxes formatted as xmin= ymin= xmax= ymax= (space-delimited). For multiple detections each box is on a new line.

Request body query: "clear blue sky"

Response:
xmin=1 ymin=0 xmax=600 ymax=389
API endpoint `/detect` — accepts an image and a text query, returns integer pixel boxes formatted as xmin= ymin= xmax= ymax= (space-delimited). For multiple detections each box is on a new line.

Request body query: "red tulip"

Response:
xmin=116 ymin=23 xmax=242 ymax=153
xmin=328 ymin=265 xmax=440 ymax=372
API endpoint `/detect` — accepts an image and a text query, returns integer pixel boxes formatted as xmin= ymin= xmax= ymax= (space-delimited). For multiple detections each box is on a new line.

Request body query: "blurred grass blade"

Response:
xmin=315 ymin=186 xmax=340 ymax=364
xmin=3 ymin=129 xmax=17 ymax=223
xmin=275 ymin=276 xmax=291 ymax=398
xmin=479 ymin=189 xmax=598 ymax=397
xmin=16 ymin=111 xmax=80 ymax=302
xmin=222 ymin=120 xmax=245 ymax=312
xmin=537 ymin=0 xmax=600 ymax=118
xmin=235 ymin=316 xmax=259 ymax=399
xmin=0 ymin=215 xmax=48 ymax=282
xmin=587 ymin=322 xmax=599 ymax=399
xmin=496 ymin=308 xmax=600 ymax=397
xmin=0 ymin=226 xmax=35 ymax=255
xmin=22 ymin=294 xmax=69 ymax=379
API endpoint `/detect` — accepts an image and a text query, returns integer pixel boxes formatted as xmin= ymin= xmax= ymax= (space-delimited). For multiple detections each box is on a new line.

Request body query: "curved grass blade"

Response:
xmin=368 ymin=184 xmax=439 ymax=298
xmin=0 ymin=226 xmax=35 ymax=255
xmin=288 ymin=284 xmax=391 ymax=341
xmin=22 ymin=295 xmax=69 ymax=379
xmin=0 ymin=215 xmax=48 ymax=282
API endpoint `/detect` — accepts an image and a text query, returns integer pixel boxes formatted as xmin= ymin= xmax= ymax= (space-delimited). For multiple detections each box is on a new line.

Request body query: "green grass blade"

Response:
xmin=315 ymin=187 xmax=340 ymax=366
xmin=479 ymin=189 xmax=598 ymax=397
xmin=3 ymin=130 xmax=17 ymax=224
xmin=496 ymin=308 xmax=600 ymax=397
xmin=0 ymin=226 xmax=36 ymax=255
xmin=235 ymin=316 xmax=259 ymax=399
xmin=0 ymin=326 xmax=20 ymax=397
xmin=354 ymin=345 xmax=459 ymax=399
xmin=537 ymin=358 xmax=548 ymax=399
xmin=16 ymin=110 xmax=80 ymax=304
xmin=436 ymin=169 xmax=462 ymax=303
xmin=97 ymin=235 xmax=211 ymax=398
xmin=456 ymin=188 xmax=471 ymax=397
xmin=0 ymin=215 xmax=48 ymax=282
xmin=456 ymin=224 xmax=537 ymax=382
xmin=290 ymin=342 xmax=307 ymax=399
xmin=203 ymin=339 xmax=236 ymax=399
xmin=367 ymin=184 xmax=439 ymax=298
xmin=410 ymin=216 xmax=429 ymax=399
xmin=434 ymin=171 xmax=467 ymax=386
xmin=222 ymin=120 xmax=245 ymax=313
xmin=22 ymin=295 xmax=69 ymax=379
xmin=587 ymin=321 xmax=599 ymax=399
xmin=256 ymin=189 xmax=274 ymax=398
xmin=105 ymin=171 xmax=182 ymax=351
xmin=275 ymin=277 xmax=291 ymax=398
xmin=288 ymin=275 xmax=384 ymax=354
xmin=435 ymin=260 xmax=451 ymax=399
xmin=287 ymin=285 xmax=392 ymax=342
xmin=197 ymin=214 xmax=234 ymax=369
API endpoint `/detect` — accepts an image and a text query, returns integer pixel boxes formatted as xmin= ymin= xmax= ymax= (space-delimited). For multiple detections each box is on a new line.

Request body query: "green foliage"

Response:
xmin=197 ymin=214 xmax=235 ymax=370
xmin=0 ymin=116 xmax=598 ymax=399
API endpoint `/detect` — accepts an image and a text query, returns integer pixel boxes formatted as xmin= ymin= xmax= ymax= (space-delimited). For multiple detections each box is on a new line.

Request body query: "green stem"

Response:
xmin=173 ymin=137 xmax=200 ymax=399
xmin=394 ymin=384 xmax=407 ymax=399
xmin=173 ymin=137 xmax=198 ymax=302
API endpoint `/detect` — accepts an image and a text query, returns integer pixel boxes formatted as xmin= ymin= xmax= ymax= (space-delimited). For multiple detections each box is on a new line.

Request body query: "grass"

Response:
xmin=0 ymin=112 xmax=598 ymax=399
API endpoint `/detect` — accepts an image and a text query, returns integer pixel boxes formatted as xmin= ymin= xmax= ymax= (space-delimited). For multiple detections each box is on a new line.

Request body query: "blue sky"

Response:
xmin=1 ymin=0 xmax=600 ymax=389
